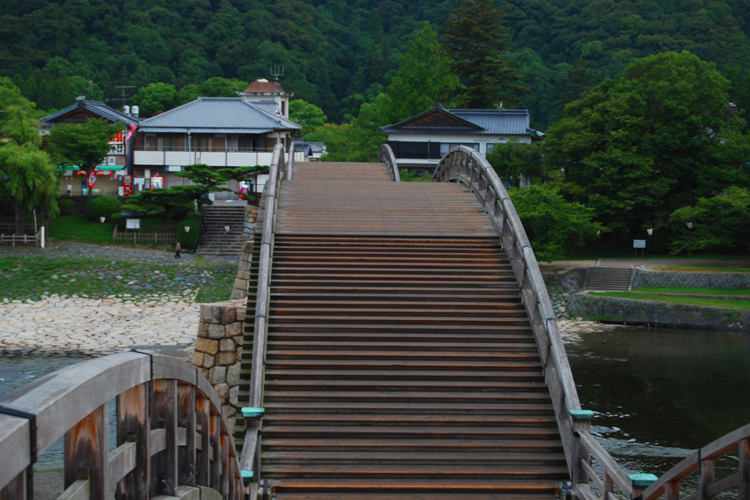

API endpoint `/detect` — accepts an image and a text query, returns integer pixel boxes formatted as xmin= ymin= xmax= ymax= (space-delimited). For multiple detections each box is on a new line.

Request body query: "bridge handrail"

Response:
xmin=640 ymin=422 xmax=750 ymax=499
xmin=0 ymin=351 xmax=242 ymax=499
xmin=431 ymin=146 xmax=637 ymax=498
xmin=239 ymin=142 xmax=286 ymax=486
xmin=378 ymin=143 xmax=401 ymax=182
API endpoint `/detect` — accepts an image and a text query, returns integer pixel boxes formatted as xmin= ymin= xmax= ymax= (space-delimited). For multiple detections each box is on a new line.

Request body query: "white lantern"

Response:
xmin=687 ymin=222 xmax=693 ymax=229
xmin=100 ymin=216 xmax=106 ymax=223
xmin=185 ymin=226 xmax=191 ymax=233
xmin=647 ymin=228 xmax=653 ymax=235
xmin=224 ymin=225 xmax=230 ymax=232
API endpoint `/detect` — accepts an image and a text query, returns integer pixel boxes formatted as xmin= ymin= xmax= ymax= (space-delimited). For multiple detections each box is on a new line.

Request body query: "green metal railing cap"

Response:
xmin=241 ymin=470 xmax=254 ymax=482
xmin=569 ymin=409 xmax=595 ymax=421
xmin=628 ymin=473 xmax=658 ymax=487
xmin=241 ymin=407 xmax=265 ymax=418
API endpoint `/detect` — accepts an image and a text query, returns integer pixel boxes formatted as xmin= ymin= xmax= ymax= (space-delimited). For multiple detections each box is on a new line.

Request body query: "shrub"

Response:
xmin=110 ymin=212 xmax=126 ymax=230
xmin=86 ymin=196 xmax=121 ymax=222
xmin=58 ymin=198 xmax=76 ymax=216
xmin=178 ymin=213 xmax=201 ymax=250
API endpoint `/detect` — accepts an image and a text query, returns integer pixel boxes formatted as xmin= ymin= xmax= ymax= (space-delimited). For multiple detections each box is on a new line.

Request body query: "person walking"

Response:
xmin=175 ymin=240 xmax=181 ymax=259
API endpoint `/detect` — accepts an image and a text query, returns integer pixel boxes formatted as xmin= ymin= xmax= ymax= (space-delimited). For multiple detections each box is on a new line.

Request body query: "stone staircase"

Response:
xmin=584 ymin=267 xmax=634 ymax=291
xmin=198 ymin=205 xmax=248 ymax=256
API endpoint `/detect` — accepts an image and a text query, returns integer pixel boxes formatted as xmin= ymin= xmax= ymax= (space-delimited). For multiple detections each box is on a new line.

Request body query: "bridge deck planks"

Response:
xmin=238 ymin=162 xmax=567 ymax=499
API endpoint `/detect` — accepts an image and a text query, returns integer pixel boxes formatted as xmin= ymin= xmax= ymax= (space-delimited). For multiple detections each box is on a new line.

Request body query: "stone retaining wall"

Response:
xmin=633 ymin=270 xmax=750 ymax=289
xmin=192 ymin=300 xmax=246 ymax=429
xmin=230 ymin=206 xmax=258 ymax=300
xmin=566 ymin=293 xmax=750 ymax=331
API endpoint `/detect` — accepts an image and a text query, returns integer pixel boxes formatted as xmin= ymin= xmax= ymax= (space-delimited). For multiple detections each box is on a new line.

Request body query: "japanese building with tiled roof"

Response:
xmin=381 ymin=103 xmax=541 ymax=170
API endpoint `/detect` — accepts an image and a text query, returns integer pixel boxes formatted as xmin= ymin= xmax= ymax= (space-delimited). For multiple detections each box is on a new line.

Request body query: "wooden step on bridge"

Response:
xmin=235 ymin=145 xmax=750 ymax=500
xmin=237 ymin=151 xmax=569 ymax=500
xmin=3 ymin=144 xmax=750 ymax=500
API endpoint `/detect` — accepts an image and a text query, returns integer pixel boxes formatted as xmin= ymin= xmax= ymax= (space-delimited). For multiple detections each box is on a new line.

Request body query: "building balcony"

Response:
xmin=134 ymin=149 xmax=305 ymax=168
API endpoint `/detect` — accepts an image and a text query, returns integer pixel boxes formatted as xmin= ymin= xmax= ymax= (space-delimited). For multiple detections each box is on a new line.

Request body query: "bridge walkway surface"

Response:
xmin=236 ymin=161 xmax=567 ymax=499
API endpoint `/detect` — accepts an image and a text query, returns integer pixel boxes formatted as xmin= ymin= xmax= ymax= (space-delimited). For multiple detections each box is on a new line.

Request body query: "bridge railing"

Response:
xmin=238 ymin=143 xmax=286 ymax=491
xmin=378 ymin=143 xmax=401 ymax=182
xmin=640 ymin=422 xmax=750 ymax=500
xmin=430 ymin=145 xmax=640 ymax=500
xmin=0 ymin=351 xmax=243 ymax=500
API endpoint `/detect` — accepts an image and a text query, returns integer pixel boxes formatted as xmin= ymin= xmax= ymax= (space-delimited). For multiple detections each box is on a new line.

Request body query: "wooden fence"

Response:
xmin=0 ymin=233 xmax=39 ymax=247
xmin=0 ymin=351 xmax=244 ymax=500
xmin=112 ymin=227 xmax=177 ymax=245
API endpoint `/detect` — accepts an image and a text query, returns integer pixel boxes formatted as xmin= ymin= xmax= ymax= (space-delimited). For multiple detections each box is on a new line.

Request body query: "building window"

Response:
xmin=397 ymin=142 xmax=429 ymax=159
xmin=440 ymin=143 xmax=480 ymax=155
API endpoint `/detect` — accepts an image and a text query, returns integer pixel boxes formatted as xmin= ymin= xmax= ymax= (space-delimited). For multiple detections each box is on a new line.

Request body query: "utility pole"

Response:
xmin=109 ymin=85 xmax=137 ymax=107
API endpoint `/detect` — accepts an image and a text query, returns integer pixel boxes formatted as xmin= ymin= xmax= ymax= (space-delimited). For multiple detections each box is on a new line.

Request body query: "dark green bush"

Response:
xmin=58 ymin=198 xmax=76 ymax=216
xmin=177 ymin=213 xmax=201 ymax=250
xmin=110 ymin=212 xmax=126 ymax=230
xmin=86 ymin=196 xmax=122 ymax=222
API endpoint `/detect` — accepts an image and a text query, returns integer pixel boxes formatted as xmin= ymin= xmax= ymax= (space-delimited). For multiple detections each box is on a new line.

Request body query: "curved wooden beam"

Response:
xmin=240 ymin=142 xmax=287 ymax=486
xmin=0 ymin=351 xmax=242 ymax=499
xmin=431 ymin=146 xmax=636 ymax=498
xmin=378 ymin=143 xmax=400 ymax=182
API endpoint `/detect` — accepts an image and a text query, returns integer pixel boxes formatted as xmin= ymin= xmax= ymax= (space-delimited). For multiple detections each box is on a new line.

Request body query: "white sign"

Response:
xmin=126 ymin=219 xmax=141 ymax=230
xmin=633 ymin=240 xmax=646 ymax=249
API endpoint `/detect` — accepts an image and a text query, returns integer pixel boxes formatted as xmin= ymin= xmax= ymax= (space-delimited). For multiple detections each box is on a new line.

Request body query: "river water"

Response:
xmin=567 ymin=326 xmax=750 ymax=485
xmin=1 ymin=327 xmax=749 ymax=480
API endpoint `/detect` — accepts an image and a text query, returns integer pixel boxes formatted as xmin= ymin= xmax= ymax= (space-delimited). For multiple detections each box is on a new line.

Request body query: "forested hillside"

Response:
xmin=1 ymin=0 xmax=749 ymax=126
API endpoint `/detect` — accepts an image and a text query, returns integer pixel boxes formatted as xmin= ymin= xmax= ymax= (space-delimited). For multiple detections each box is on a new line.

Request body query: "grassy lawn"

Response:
xmin=46 ymin=215 xmax=179 ymax=246
xmin=652 ymin=265 xmax=750 ymax=273
xmin=590 ymin=291 xmax=750 ymax=310
xmin=48 ymin=215 xmax=114 ymax=244
xmin=0 ymin=256 xmax=236 ymax=303
xmin=633 ymin=287 xmax=750 ymax=296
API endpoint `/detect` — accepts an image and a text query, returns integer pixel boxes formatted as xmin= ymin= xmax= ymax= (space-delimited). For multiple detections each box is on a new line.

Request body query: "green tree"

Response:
xmin=0 ymin=101 xmax=59 ymax=235
xmin=440 ymin=0 xmax=528 ymax=108
xmin=122 ymin=164 xmax=268 ymax=220
xmin=668 ymin=187 xmax=750 ymax=254
xmin=289 ymin=99 xmax=327 ymax=137
xmin=486 ymin=139 xmax=546 ymax=186
xmin=131 ymin=82 xmax=177 ymax=117
xmin=379 ymin=22 xmax=461 ymax=125
xmin=509 ymin=184 xmax=605 ymax=262
xmin=549 ymin=51 xmax=750 ymax=240
xmin=46 ymin=118 xmax=123 ymax=193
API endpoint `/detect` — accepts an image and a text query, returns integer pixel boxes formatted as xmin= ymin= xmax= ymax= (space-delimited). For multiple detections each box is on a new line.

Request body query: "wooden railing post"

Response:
xmin=196 ymin=397 xmax=211 ymax=487
xmin=177 ymin=383 xmax=196 ymax=487
xmin=569 ymin=410 xmax=593 ymax=487
xmin=699 ymin=456 xmax=715 ymax=499
xmin=210 ymin=414 xmax=221 ymax=490
xmin=64 ymin=403 xmax=109 ymax=498
xmin=116 ymin=383 xmax=150 ymax=499
xmin=151 ymin=379 xmax=177 ymax=496
xmin=629 ymin=473 xmax=658 ymax=498
xmin=740 ymin=438 xmax=750 ymax=498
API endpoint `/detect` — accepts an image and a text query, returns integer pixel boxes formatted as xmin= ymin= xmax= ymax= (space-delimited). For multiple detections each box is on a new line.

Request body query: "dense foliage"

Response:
xmin=85 ymin=195 xmax=121 ymax=222
xmin=0 ymin=77 xmax=58 ymax=234
xmin=508 ymin=183 xmax=605 ymax=262
xmin=2 ymin=0 xmax=750 ymax=127
xmin=549 ymin=51 xmax=750 ymax=241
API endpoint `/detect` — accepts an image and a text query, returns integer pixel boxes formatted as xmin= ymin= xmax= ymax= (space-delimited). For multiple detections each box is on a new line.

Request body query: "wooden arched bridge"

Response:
xmin=2 ymin=144 xmax=749 ymax=499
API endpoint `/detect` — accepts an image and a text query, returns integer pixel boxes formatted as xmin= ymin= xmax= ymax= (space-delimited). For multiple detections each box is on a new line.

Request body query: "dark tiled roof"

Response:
xmin=40 ymin=100 xmax=139 ymax=126
xmin=381 ymin=104 xmax=532 ymax=136
xmin=137 ymin=97 xmax=300 ymax=133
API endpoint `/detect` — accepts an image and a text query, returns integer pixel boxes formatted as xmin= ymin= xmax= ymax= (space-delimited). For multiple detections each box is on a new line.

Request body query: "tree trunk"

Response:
xmin=14 ymin=206 xmax=26 ymax=236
